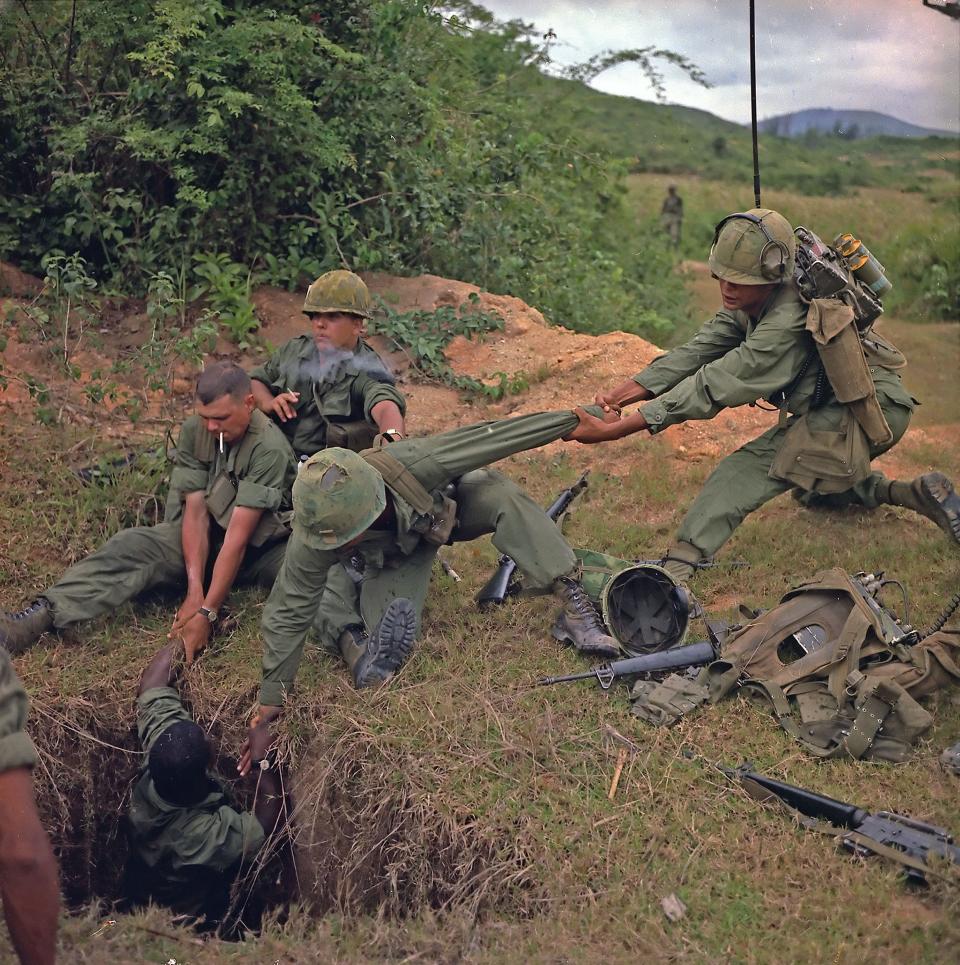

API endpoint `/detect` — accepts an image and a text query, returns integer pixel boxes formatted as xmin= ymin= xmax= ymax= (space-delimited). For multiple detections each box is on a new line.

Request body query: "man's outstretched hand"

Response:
xmin=563 ymin=406 xmax=625 ymax=444
xmin=238 ymin=705 xmax=282 ymax=777
xmin=168 ymin=611 xmax=212 ymax=665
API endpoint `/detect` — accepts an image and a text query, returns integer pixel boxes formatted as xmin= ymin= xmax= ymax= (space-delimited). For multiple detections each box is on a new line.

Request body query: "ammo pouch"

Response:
xmin=324 ymin=418 xmax=379 ymax=453
xmin=769 ymin=406 xmax=870 ymax=494
xmin=806 ymin=297 xmax=893 ymax=446
xmin=692 ymin=569 xmax=960 ymax=762
xmin=360 ymin=447 xmax=458 ymax=547
xmin=631 ymin=672 xmax=710 ymax=726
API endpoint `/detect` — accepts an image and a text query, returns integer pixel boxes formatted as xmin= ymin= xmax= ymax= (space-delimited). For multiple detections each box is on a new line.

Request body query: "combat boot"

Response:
xmin=551 ymin=576 xmax=620 ymax=657
xmin=881 ymin=473 xmax=960 ymax=545
xmin=338 ymin=597 xmax=417 ymax=689
xmin=0 ymin=598 xmax=53 ymax=655
xmin=660 ymin=542 xmax=703 ymax=584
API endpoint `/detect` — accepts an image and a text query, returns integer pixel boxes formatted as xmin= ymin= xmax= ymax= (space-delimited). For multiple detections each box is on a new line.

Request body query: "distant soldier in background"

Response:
xmin=660 ymin=184 xmax=683 ymax=248
xmin=249 ymin=270 xmax=407 ymax=460
xmin=0 ymin=649 xmax=59 ymax=965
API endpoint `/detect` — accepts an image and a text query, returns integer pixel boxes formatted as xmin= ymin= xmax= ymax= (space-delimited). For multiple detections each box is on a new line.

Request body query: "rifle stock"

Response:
xmin=476 ymin=470 xmax=590 ymax=608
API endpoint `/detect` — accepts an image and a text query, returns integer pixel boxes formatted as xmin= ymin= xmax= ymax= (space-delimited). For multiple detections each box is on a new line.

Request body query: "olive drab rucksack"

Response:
xmin=631 ymin=568 xmax=960 ymax=762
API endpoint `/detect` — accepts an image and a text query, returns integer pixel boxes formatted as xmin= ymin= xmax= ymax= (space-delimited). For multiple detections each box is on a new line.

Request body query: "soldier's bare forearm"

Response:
xmin=371 ymin=399 xmax=405 ymax=437
xmin=0 ymin=769 xmax=59 ymax=965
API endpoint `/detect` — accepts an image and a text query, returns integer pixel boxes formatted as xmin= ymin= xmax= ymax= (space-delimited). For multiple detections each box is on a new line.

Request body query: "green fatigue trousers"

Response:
xmin=44 ymin=522 xmax=287 ymax=628
xmin=676 ymin=388 xmax=915 ymax=559
xmin=313 ymin=467 xmax=578 ymax=649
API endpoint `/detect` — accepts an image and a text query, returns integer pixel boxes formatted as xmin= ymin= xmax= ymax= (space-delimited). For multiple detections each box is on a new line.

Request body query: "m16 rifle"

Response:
xmin=476 ymin=470 xmax=590 ymax=608
xmin=536 ymin=640 xmax=715 ymax=689
xmin=723 ymin=763 xmax=960 ymax=883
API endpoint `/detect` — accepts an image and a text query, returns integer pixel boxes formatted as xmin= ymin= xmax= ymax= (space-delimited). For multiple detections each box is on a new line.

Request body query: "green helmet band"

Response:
xmin=708 ymin=208 xmax=796 ymax=285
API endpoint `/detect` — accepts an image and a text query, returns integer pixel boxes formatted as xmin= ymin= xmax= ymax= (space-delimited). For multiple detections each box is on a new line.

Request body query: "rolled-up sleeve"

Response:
xmin=0 ymin=650 xmax=37 ymax=773
xmin=359 ymin=377 xmax=407 ymax=421
xmin=260 ymin=536 xmax=337 ymax=706
xmin=168 ymin=418 xmax=211 ymax=496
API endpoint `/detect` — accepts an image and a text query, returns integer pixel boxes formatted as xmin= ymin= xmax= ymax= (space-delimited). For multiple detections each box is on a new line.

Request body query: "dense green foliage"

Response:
xmin=0 ymin=0 xmax=694 ymax=338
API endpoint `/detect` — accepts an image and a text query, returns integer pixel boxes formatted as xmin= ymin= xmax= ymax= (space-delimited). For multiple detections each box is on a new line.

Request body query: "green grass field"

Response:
xmin=1 ymin=308 xmax=958 ymax=963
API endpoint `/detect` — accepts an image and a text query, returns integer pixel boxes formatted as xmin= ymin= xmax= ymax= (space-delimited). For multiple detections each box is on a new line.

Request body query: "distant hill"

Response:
xmin=759 ymin=108 xmax=956 ymax=139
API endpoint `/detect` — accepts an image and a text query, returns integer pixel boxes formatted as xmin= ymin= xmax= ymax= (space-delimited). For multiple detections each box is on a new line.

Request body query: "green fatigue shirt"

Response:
xmin=634 ymin=281 xmax=912 ymax=433
xmin=0 ymin=649 xmax=37 ymax=773
xmin=249 ymin=336 xmax=406 ymax=459
xmin=661 ymin=194 xmax=683 ymax=218
xmin=128 ymin=687 xmax=265 ymax=916
xmin=166 ymin=409 xmax=297 ymax=539
xmin=258 ymin=407 xmax=591 ymax=706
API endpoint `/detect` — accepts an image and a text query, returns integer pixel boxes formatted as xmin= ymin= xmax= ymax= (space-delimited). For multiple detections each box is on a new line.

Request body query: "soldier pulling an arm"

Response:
xmin=567 ymin=208 xmax=960 ymax=582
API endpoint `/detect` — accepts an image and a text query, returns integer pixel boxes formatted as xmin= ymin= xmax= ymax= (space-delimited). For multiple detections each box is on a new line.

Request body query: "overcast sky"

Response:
xmin=476 ymin=0 xmax=960 ymax=133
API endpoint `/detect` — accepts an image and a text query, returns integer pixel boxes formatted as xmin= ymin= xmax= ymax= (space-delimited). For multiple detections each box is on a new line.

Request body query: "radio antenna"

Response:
xmin=749 ymin=0 xmax=762 ymax=207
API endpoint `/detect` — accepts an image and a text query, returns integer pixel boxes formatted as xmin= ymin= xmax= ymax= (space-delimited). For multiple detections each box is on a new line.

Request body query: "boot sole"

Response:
xmin=920 ymin=472 xmax=960 ymax=545
xmin=356 ymin=598 xmax=418 ymax=687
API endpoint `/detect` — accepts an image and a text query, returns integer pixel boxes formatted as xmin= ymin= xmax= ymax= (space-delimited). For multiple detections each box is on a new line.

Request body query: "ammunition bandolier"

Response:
xmin=632 ymin=569 xmax=960 ymax=762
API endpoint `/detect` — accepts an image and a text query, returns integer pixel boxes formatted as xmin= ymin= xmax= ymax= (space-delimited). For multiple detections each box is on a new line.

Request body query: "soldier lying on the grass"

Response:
xmin=0 ymin=648 xmax=59 ymax=965
xmin=125 ymin=642 xmax=285 ymax=930
xmin=0 ymin=362 xmax=298 ymax=663
xmin=238 ymin=406 xmax=622 ymax=775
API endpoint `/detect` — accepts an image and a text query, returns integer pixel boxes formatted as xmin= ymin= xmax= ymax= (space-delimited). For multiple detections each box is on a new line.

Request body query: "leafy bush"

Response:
xmin=0 ymin=0 xmax=696 ymax=342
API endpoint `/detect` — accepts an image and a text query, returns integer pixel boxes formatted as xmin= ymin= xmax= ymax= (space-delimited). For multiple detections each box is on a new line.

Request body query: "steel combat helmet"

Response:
xmin=708 ymin=208 xmax=796 ymax=285
xmin=302 ymin=270 xmax=374 ymax=319
xmin=292 ymin=448 xmax=386 ymax=550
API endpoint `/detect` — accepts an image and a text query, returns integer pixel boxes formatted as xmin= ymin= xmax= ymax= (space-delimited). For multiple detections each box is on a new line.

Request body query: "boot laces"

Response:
xmin=562 ymin=579 xmax=604 ymax=629
xmin=13 ymin=600 xmax=47 ymax=622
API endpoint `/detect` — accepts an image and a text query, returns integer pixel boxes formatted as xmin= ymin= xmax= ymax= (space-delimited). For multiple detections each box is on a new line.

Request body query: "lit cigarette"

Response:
xmin=219 ymin=431 xmax=225 ymax=454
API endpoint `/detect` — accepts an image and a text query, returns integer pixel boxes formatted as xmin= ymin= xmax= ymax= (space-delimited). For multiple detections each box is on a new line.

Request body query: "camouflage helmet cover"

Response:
xmin=302 ymin=270 xmax=373 ymax=319
xmin=292 ymin=448 xmax=386 ymax=550
xmin=708 ymin=208 xmax=796 ymax=285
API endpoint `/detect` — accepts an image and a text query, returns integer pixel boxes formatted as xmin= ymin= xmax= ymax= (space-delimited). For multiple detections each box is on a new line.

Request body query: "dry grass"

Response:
xmin=1 ymin=287 xmax=959 ymax=961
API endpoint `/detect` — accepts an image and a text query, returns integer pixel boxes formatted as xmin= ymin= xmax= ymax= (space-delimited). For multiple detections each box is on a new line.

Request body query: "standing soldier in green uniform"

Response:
xmin=661 ymin=185 xmax=683 ymax=248
xmin=0 ymin=649 xmax=59 ymax=965
xmin=239 ymin=406 xmax=622 ymax=770
xmin=126 ymin=641 xmax=284 ymax=928
xmin=568 ymin=208 xmax=960 ymax=580
xmin=249 ymin=269 xmax=407 ymax=459
xmin=0 ymin=363 xmax=298 ymax=661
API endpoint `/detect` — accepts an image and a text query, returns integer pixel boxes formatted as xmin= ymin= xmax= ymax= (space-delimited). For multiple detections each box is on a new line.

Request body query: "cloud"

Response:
xmin=477 ymin=0 xmax=960 ymax=132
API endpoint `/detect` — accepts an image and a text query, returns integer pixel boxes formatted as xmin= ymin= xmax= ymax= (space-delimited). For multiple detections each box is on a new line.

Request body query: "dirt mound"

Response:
xmin=3 ymin=264 xmax=936 ymax=480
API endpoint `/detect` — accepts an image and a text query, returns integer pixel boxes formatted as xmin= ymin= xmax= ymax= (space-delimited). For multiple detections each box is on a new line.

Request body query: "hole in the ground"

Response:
xmin=29 ymin=700 xmax=536 ymax=926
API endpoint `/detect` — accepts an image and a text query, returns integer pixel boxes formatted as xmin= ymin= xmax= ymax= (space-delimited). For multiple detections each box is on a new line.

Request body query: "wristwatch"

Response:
xmin=382 ymin=429 xmax=404 ymax=442
xmin=198 ymin=606 xmax=219 ymax=623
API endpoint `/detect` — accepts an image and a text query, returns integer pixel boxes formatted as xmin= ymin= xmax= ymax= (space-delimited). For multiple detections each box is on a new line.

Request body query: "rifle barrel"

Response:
xmin=734 ymin=768 xmax=866 ymax=829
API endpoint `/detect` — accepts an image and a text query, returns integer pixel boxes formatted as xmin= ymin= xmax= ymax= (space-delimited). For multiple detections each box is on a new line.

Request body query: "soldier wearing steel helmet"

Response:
xmin=249 ymin=269 xmax=407 ymax=459
xmin=238 ymin=406 xmax=623 ymax=768
xmin=566 ymin=208 xmax=959 ymax=581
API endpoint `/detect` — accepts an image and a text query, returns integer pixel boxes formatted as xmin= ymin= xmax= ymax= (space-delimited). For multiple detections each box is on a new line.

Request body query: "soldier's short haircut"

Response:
xmin=196 ymin=361 xmax=251 ymax=404
xmin=148 ymin=720 xmax=213 ymax=806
